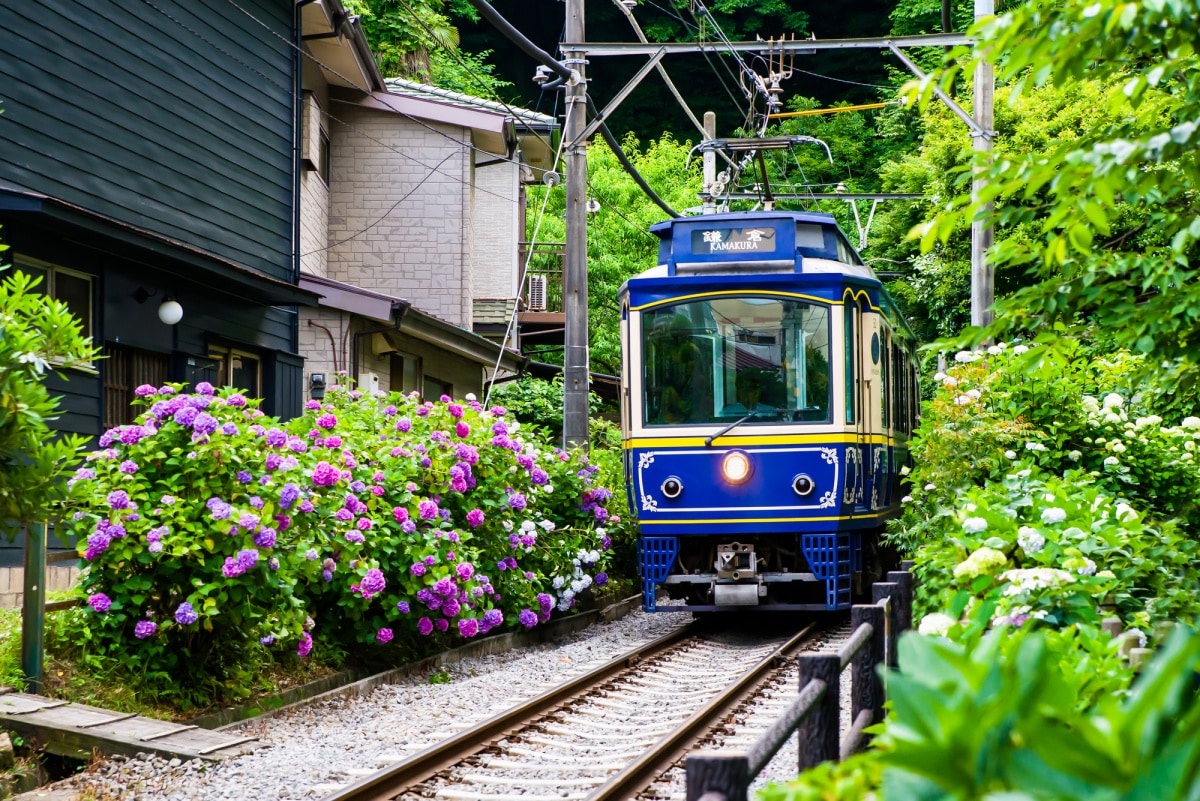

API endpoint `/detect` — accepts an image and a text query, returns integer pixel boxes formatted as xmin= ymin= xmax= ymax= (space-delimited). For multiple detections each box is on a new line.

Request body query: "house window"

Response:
xmin=208 ymin=345 xmax=261 ymax=397
xmin=423 ymin=375 xmax=452 ymax=401
xmin=302 ymin=92 xmax=330 ymax=185
xmin=390 ymin=352 xmax=421 ymax=394
xmin=13 ymin=255 xmax=95 ymax=362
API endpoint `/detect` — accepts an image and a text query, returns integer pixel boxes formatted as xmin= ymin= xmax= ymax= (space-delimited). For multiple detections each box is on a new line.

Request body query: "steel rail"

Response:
xmin=585 ymin=620 xmax=818 ymax=801
xmin=321 ymin=620 xmax=704 ymax=801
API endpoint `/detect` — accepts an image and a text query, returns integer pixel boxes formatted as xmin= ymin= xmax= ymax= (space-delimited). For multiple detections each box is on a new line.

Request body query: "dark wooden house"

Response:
xmin=0 ymin=0 xmax=319 ymax=562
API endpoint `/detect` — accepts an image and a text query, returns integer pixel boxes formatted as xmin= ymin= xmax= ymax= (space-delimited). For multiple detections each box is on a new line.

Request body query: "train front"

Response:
xmin=619 ymin=212 xmax=890 ymax=612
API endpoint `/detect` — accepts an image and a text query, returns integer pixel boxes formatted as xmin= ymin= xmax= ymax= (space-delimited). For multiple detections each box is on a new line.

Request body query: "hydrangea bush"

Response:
xmin=894 ymin=342 xmax=1200 ymax=638
xmin=58 ymin=381 xmax=617 ymax=697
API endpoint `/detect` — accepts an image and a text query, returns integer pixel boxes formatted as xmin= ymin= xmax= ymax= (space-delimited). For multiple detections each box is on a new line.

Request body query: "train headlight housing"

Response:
xmin=721 ymin=451 xmax=752 ymax=485
xmin=792 ymin=473 xmax=815 ymax=496
xmin=661 ymin=476 xmax=684 ymax=499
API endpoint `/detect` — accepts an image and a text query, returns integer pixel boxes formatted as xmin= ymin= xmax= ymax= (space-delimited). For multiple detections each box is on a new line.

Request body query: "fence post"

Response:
xmin=686 ymin=753 xmax=749 ymax=801
xmin=886 ymin=569 xmax=914 ymax=634
xmin=796 ymin=653 xmax=840 ymax=771
xmin=850 ymin=603 xmax=885 ymax=746
xmin=21 ymin=521 xmax=47 ymax=693
xmin=872 ymin=581 xmax=899 ymax=669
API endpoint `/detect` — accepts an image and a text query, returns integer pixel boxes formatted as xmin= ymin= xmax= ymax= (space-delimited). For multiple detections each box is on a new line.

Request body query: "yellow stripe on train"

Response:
xmin=623 ymin=433 xmax=908 ymax=448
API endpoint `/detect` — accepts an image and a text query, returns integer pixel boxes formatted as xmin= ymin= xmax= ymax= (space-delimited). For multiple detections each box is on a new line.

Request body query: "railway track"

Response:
xmin=323 ymin=618 xmax=824 ymax=801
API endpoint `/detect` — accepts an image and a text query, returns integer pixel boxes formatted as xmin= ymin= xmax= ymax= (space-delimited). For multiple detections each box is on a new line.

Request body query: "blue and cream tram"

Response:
xmin=619 ymin=211 xmax=919 ymax=611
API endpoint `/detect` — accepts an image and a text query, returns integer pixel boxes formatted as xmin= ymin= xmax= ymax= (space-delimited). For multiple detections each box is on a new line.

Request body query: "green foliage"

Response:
xmin=766 ymin=625 xmax=1200 ymax=800
xmin=343 ymin=0 xmax=509 ymax=96
xmin=0 ymin=260 xmax=100 ymax=537
xmin=487 ymin=375 xmax=602 ymax=441
xmin=525 ymin=134 xmax=703 ymax=375
xmin=910 ymin=0 xmax=1200 ymax=381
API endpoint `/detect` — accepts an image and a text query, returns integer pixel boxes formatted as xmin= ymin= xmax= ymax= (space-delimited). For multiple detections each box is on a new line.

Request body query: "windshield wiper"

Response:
xmin=705 ymin=409 xmax=761 ymax=447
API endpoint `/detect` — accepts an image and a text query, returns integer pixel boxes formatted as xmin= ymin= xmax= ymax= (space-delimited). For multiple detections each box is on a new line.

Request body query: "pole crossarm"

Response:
xmin=726 ymin=192 xmax=924 ymax=201
xmin=568 ymin=32 xmax=971 ymax=57
xmin=887 ymin=44 xmax=991 ymax=140
xmin=573 ymin=48 xmax=666 ymax=146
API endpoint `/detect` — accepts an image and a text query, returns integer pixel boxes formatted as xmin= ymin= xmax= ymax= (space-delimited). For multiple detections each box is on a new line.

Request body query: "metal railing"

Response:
xmin=518 ymin=241 xmax=564 ymax=314
xmin=685 ymin=567 xmax=915 ymax=801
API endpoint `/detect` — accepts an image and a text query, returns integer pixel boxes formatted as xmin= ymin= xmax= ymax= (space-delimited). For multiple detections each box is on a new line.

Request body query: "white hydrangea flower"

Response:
xmin=1043 ymin=493 xmax=1057 ymax=502
xmin=901 ymin=495 xmax=913 ymax=503
xmin=964 ymin=503 xmax=977 ymax=512
xmin=955 ymin=394 xmax=972 ymax=406
xmin=1025 ymin=442 xmax=1047 ymax=452
xmin=1182 ymin=416 xmax=1200 ymax=430
xmin=1067 ymin=450 xmax=1082 ymax=461
xmin=521 ymin=520 xmax=536 ymax=532
xmin=594 ymin=527 xmax=606 ymax=538
xmin=1076 ymin=558 xmax=1096 ymax=576
xmin=539 ymin=519 xmax=556 ymax=531
xmin=465 ymin=392 xmax=477 ymax=401
xmin=987 ymin=345 xmax=1002 ymax=355
xmin=925 ymin=483 xmax=936 ymax=491
xmin=933 ymin=372 xmax=947 ymax=382
xmin=1102 ymin=393 xmax=1124 ymax=409
xmin=943 ymin=376 xmax=959 ymax=388
xmin=1004 ymin=450 xmax=1017 ymax=459
xmin=543 ymin=484 xmax=554 ymax=493
xmin=963 ymin=516 xmax=988 ymax=534
xmin=1104 ymin=456 xmax=1120 ymax=466
xmin=1104 ymin=412 xmax=1123 ymax=424
xmin=502 ymin=520 xmax=514 ymax=532
xmin=1114 ymin=502 xmax=1138 ymax=522
xmin=1041 ymin=507 xmax=1067 ymax=524
xmin=953 ymin=351 xmax=975 ymax=363
xmin=552 ymin=576 xmax=565 ymax=589
xmin=918 ymin=613 xmax=956 ymax=637
xmin=967 ymin=389 xmax=982 ymax=399
xmin=1011 ymin=344 xmax=1029 ymax=354
xmin=1017 ymin=526 xmax=1045 ymax=554
xmin=1081 ymin=396 xmax=1100 ymax=414
xmin=899 ymin=466 xmax=910 ymax=476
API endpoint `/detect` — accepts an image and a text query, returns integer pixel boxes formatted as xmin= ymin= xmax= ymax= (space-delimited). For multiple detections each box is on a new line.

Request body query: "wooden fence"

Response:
xmin=685 ymin=567 xmax=914 ymax=801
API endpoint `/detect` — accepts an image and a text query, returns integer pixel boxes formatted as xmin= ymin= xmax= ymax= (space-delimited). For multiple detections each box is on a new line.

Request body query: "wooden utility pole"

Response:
xmin=562 ymin=0 xmax=590 ymax=449
xmin=970 ymin=0 xmax=995 ymax=328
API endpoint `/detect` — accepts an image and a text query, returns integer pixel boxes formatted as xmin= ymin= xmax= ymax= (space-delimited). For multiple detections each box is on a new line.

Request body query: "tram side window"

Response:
xmin=881 ymin=333 xmax=890 ymax=429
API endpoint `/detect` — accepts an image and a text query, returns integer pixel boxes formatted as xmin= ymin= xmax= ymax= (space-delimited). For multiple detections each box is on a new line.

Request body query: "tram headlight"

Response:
xmin=721 ymin=451 xmax=752 ymax=485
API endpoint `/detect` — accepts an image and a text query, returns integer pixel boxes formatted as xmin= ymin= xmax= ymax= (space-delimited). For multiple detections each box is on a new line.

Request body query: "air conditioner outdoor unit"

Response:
xmin=527 ymin=275 xmax=547 ymax=311
xmin=357 ymin=371 xmax=380 ymax=395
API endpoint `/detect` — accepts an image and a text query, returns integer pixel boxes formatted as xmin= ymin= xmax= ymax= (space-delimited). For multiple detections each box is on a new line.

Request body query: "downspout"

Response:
xmin=290 ymin=2 xmax=304 ymax=354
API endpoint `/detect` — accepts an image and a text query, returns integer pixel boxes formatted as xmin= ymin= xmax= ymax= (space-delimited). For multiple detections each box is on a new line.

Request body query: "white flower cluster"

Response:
xmin=1040 ymin=506 xmax=1067 ymax=524
xmin=1017 ymin=525 xmax=1045 ymax=555
xmin=1000 ymin=567 xmax=1075 ymax=596
xmin=962 ymin=516 xmax=989 ymax=534
xmin=918 ymin=612 xmax=957 ymax=636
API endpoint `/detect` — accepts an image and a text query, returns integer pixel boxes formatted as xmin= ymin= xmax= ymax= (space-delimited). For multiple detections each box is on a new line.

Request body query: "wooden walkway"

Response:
xmin=0 ymin=687 xmax=258 ymax=761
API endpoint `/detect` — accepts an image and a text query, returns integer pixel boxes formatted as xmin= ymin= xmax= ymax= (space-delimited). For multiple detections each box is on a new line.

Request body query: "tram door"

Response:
xmin=843 ymin=296 xmax=867 ymax=512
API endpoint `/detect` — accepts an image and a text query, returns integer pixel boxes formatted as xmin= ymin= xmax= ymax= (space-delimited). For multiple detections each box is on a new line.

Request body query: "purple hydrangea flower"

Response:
xmin=237 ymin=549 xmax=259 ymax=571
xmin=483 ymin=609 xmax=503 ymax=629
xmin=358 ymin=568 xmax=386 ymax=598
xmin=227 ymin=393 xmax=248 ymax=407
xmin=334 ymin=508 xmax=354 ymax=522
xmin=221 ymin=422 xmax=239 ymax=435
xmin=317 ymin=413 xmax=338 ymax=430
xmin=265 ymin=453 xmax=283 ymax=471
xmin=518 ymin=609 xmax=538 ymax=629
xmin=134 ymin=384 xmax=157 ymax=397
xmin=120 ymin=426 xmax=146 ymax=446
xmin=195 ymin=381 xmax=215 ymax=395
xmin=455 ymin=421 xmax=470 ymax=438
xmin=192 ymin=412 xmax=219 ymax=435
xmin=435 ymin=618 xmax=449 ymax=632
xmin=456 ymin=562 xmax=475 ymax=581
xmin=530 ymin=468 xmax=549 ymax=486
xmin=312 ymin=461 xmax=340 ymax=487
xmin=173 ymin=406 xmax=199 ymax=427
xmin=88 ymin=593 xmax=112 ymax=613
xmin=280 ymin=483 xmax=301 ymax=509
xmin=107 ymin=490 xmax=131 ymax=510
xmin=458 ymin=618 xmax=479 ymax=638
xmin=175 ymin=602 xmax=199 ymax=625
xmin=410 ymin=562 xmax=427 ymax=577
xmin=356 ymin=517 xmax=373 ymax=531
xmin=537 ymin=593 xmax=554 ymax=612
xmin=508 ymin=493 xmax=527 ymax=511
xmin=418 ymin=499 xmax=439 ymax=520
xmin=297 ymin=631 xmax=313 ymax=656
xmin=417 ymin=617 xmax=434 ymax=636
xmin=254 ymin=528 xmax=277 ymax=549
xmin=119 ymin=460 xmax=139 ymax=474
xmin=134 ymin=620 xmax=157 ymax=639
xmin=376 ymin=627 xmax=394 ymax=644
xmin=397 ymin=600 xmax=411 ymax=614
xmin=85 ymin=529 xmax=112 ymax=560
xmin=344 ymin=531 xmax=365 ymax=544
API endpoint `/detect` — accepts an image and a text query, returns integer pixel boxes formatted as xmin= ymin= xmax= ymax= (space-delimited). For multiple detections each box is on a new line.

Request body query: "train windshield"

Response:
xmin=641 ymin=296 xmax=831 ymax=426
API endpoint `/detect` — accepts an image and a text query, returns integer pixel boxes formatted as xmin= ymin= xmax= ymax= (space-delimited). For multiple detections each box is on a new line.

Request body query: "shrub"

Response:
xmin=57 ymin=382 xmax=619 ymax=701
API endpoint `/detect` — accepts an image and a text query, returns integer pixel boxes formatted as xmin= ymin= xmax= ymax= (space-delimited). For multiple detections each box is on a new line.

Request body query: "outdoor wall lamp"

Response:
xmin=157 ymin=298 xmax=183 ymax=325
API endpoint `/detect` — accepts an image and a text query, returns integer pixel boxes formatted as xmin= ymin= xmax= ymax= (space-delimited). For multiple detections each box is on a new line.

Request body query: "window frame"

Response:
xmin=12 ymin=253 xmax=96 ymax=369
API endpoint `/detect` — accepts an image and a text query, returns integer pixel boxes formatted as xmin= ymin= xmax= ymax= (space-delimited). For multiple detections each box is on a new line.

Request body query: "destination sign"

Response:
xmin=690 ymin=226 xmax=777 ymax=255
